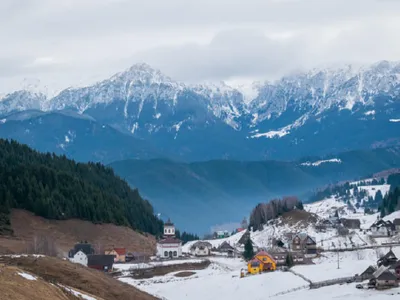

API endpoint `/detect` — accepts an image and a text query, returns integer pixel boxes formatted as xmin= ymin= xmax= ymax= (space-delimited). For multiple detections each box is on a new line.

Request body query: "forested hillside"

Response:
xmin=380 ymin=173 xmax=400 ymax=217
xmin=0 ymin=139 xmax=163 ymax=235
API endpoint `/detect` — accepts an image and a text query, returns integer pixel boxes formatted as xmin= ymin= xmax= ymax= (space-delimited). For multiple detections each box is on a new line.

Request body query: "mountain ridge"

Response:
xmin=1 ymin=60 xmax=399 ymax=162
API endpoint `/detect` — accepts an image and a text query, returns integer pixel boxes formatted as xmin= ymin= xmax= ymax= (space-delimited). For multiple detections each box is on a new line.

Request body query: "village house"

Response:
xmin=68 ymin=242 xmax=95 ymax=267
xmin=247 ymin=259 xmax=262 ymax=274
xmin=247 ymin=251 xmax=277 ymax=274
xmin=105 ymin=247 xmax=126 ymax=263
xmin=370 ymin=219 xmax=396 ymax=237
xmin=340 ymin=218 xmax=361 ymax=230
xmin=69 ymin=250 xmax=88 ymax=266
xmin=356 ymin=265 xmax=376 ymax=282
xmin=156 ymin=219 xmax=182 ymax=258
xmin=217 ymin=241 xmax=235 ymax=257
xmin=291 ymin=233 xmax=317 ymax=255
xmin=377 ymin=250 xmax=398 ymax=267
xmin=370 ymin=269 xmax=399 ymax=289
xmin=190 ymin=241 xmax=212 ymax=256
xmin=87 ymin=254 xmax=114 ymax=272
xmin=269 ymin=251 xmax=305 ymax=266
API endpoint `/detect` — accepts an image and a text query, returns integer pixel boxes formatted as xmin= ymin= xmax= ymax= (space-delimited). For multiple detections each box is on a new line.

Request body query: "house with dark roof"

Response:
xmin=393 ymin=219 xmax=400 ymax=232
xmin=87 ymin=254 xmax=114 ymax=272
xmin=340 ymin=218 xmax=361 ymax=230
xmin=378 ymin=250 xmax=398 ymax=267
xmin=190 ymin=241 xmax=212 ymax=256
xmin=218 ymin=241 xmax=235 ymax=257
xmin=356 ymin=265 xmax=376 ymax=282
xmin=370 ymin=219 xmax=395 ymax=237
xmin=291 ymin=233 xmax=317 ymax=255
xmin=374 ymin=271 xmax=399 ymax=289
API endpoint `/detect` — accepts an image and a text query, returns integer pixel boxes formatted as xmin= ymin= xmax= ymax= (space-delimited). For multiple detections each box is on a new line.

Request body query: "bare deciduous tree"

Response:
xmin=26 ymin=234 xmax=59 ymax=257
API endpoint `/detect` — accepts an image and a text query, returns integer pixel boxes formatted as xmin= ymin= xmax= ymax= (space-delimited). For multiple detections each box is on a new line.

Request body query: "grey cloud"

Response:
xmin=1 ymin=0 xmax=400 ymax=93
xmin=135 ymin=29 xmax=306 ymax=82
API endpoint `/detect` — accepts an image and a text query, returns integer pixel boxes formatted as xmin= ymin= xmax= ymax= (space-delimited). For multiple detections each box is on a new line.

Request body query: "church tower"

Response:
xmin=164 ymin=218 xmax=176 ymax=237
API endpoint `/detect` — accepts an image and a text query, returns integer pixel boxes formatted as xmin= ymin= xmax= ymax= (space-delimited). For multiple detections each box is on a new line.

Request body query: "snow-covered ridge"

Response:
xmin=390 ymin=119 xmax=400 ymax=123
xmin=301 ymin=158 xmax=342 ymax=167
xmin=2 ymin=60 xmax=400 ymax=133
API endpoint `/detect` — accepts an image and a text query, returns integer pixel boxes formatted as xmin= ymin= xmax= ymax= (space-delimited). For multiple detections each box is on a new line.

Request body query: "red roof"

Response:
xmin=158 ymin=237 xmax=182 ymax=244
xmin=237 ymin=228 xmax=244 ymax=232
xmin=113 ymin=248 xmax=126 ymax=255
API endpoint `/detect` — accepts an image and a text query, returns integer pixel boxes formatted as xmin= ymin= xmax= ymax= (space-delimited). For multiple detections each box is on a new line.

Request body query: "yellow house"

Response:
xmin=105 ymin=248 xmax=126 ymax=263
xmin=247 ymin=259 xmax=262 ymax=274
xmin=253 ymin=251 xmax=277 ymax=271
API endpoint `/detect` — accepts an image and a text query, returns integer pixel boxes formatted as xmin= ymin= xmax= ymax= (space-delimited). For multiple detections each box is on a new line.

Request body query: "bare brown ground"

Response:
xmin=0 ymin=264 xmax=82 ymax=300
xmin=173 ymin=271 xmax=196 ymax=277
xmin=0 ymin=209 xmax=156 ymax=256
xmin=130 ymin=260 xmax=210 ymax=279
xmin=1 ymin=256 xmax=158 ymax=300
xmin=280 ymin=210 xmax=318 ymax=227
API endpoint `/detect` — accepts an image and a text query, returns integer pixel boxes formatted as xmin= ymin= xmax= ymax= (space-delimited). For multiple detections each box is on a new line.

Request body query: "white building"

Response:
xmin=190 ymin=241 xmax=212 ymax=256
xmin=156 ymin=219 xmax=182 ymax=258
xmin=69 ymin=250 xmax=88 ymax=266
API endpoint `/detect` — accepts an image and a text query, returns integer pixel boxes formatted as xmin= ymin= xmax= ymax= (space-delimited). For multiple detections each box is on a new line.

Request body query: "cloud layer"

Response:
xmin=1 ymin=0 xmax=400 ymax=94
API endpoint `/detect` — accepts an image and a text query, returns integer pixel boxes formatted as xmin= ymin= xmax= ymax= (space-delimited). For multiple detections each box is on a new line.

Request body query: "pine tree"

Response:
xmin=243 ymin=238 xmax=254 ymax=261
xmin=375 ymin=190 xmax=383 ymax=204
xmin=286 ymin=253 xmax=294 ymax=268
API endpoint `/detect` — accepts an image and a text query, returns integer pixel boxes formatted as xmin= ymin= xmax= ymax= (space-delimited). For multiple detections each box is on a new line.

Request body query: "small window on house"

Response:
xmin=164 ymin=251 xmax=168 ymax=257
xmin=263 ymin=258 xmax=266 ymax=261
xmin=173 ymin=251 xmax=177 ymax=257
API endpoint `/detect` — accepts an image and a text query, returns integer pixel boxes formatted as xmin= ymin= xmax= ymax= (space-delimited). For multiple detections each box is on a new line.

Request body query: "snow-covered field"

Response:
xmin=120 ymin=257 xmax=308 ymax=300
xmin=276 ymin=283 xmax=400 ymax=300
xmin=293 ymin=247 xmax=400 ymax=282
xmin=120 ymin=248 xmax=400 ymax=300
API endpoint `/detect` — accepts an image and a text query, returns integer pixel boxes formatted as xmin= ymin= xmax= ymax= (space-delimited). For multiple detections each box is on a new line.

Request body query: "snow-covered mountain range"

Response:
xmin=1 ymin=61 xmax=400 ymax=161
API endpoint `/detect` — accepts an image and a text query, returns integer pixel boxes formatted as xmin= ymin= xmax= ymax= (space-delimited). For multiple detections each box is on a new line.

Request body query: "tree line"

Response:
xmin=175 ymin=230 xmax=199 ymax=244
xmin=0 ymin=139 xmax=163 ymax=236
xmin=249 ymin=196 xmax=303 ymax=231
xmin=380 ymin=173 xmax=400 ymax=217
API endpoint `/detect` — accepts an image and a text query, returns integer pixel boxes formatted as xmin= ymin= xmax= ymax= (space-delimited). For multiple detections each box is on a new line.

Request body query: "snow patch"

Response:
xmin=251 ymin=128 xmax=289 ymax=139
xmin=0 ymin=118 xmax=6 ymax=124
xmin=301 ymin=158 xmax=342 ymax=167
xmin=364 ymin=110 xmax=375 ymax=116
xmin=59 ymin=285 xmax=96 ymax=300
xmin=389 ymin=119 xmax=400 ymax=122
xmin=18 ymin=272 xmax=37 ymax=281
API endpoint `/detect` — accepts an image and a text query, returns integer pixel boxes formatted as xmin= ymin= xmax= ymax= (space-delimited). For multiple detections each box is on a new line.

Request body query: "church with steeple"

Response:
xmin=156 ymin=218 xmax=182 ymax=258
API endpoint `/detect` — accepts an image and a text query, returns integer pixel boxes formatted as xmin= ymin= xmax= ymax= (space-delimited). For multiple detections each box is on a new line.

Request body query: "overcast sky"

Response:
xmin=1 ymin=0 xmax=400 ymax=95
